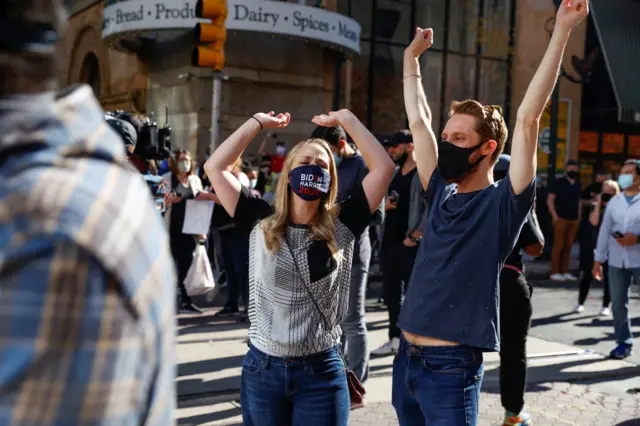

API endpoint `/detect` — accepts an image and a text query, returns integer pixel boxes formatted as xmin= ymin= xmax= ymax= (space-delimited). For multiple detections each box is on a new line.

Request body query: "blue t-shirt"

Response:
xmin=397 ymin=168 xmax=535 ymax=351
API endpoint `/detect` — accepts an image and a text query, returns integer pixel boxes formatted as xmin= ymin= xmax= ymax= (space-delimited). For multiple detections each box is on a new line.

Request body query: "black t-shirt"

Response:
xmin=550 ymin=177 xmax=581 ymax=220
xmin=383 ymin=167 xmax=417 ymax=246
xmin=504 ymin=212 xmax=541 ymax=271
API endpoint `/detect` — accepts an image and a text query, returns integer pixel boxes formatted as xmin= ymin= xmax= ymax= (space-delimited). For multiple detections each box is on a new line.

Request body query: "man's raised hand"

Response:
xmin=555 ymin=0 xmax=589 ymax=32
xmin=406 ymin=28 xmax=433 ymax=58
xmin=254 ymin=112 xmax=291 ymax=129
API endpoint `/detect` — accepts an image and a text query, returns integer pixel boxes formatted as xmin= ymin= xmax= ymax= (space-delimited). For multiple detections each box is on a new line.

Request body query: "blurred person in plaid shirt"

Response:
xmin=0 ymin=1 xmax=177 ymax=425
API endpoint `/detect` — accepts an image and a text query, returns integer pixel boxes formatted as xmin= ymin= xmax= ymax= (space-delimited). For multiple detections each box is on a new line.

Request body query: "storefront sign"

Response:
xmin=102 ymin=0 xmax=361 ymax=54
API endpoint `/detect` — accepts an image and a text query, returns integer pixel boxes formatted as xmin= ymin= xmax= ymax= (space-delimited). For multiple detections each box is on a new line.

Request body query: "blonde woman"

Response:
xmin=205 ymin=110 xmax=394 ymax=426
xmin=575 ymin=179 xmax=620 ymax=314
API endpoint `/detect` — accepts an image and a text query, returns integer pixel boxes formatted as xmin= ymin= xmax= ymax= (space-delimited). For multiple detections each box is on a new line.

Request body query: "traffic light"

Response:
xmin=192 ymin=0 xmax=227 ymax=71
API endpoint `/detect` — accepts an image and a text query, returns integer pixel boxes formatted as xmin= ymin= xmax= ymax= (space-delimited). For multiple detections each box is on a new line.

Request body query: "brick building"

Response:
xmin=59 ymin=0 xmax=640 ymax=176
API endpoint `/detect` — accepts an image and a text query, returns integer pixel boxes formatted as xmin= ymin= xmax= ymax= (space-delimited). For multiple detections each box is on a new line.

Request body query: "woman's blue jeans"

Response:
xmin=241 ymin=343 xmax=350 ymax=426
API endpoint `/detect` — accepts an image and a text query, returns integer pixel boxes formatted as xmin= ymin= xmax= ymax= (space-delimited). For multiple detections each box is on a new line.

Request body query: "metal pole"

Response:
xmin=211 ymin=76 xmax=221 ymax=154
xmin=548 ymin=80 xmax=560 ymax=185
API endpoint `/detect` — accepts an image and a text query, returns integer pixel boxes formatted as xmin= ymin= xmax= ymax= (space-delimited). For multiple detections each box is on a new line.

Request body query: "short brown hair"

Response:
xmin=449 ymin=100 xmax=508 ymax=162
xmin=0 ymin=0 xmax=66 ymax=96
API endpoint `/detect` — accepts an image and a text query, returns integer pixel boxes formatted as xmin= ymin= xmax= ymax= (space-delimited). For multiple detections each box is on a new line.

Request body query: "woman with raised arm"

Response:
xmin=204 ymin=110 xmax=394 ymax=426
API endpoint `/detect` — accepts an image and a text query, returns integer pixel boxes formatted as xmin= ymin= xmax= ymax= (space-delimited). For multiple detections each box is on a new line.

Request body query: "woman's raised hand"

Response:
xmin=311 ymin=110 xmax=353 ymax=127
xmin=254 ymin=112 xmax=291 ymax=129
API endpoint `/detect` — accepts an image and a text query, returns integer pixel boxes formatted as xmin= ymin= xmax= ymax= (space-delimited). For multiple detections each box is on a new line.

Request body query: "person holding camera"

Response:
xmin=164 ymin=149 xmax=214 ymax=314
xmin=205 ymin=109 xmax=394 ymax=425
xmin=371 ymin=130 xmax=428 ymax=357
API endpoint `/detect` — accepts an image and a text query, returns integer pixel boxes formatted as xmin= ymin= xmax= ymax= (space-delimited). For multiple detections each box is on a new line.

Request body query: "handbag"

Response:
xmin=283 ymin=235 xmax=366 ymax=407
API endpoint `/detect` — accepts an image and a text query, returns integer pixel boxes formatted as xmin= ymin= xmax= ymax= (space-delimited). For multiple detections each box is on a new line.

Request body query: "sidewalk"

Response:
xmin=176 ymin=304 xmax=640 ymax=425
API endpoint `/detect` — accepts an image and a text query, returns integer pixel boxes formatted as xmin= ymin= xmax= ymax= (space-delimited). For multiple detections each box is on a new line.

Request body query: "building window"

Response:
xmin=81 ymin=52 xmax=101 ymax=98
xmin=346 ymin=0 xmax=515 ymax=135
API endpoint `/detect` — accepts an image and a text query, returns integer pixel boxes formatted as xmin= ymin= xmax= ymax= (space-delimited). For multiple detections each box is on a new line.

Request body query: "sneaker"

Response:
xmin=550 ymin=273 xmax=566 ymax=281
xmin=600 ymin=306 xmax=611 ymax=316
xmin=503 ymin=410 xmax=531 ymax=426
xmin=610 ymin=343 xmax=633 ymax=359
xmin=215 ymin=306 xmax=239 ymax=317
xmin=182 ymin=303 xmax=203 ymax=314
xmin=573 ymin=304 xmax=585 ymax=313
xmin=563 ymin=273 xmax=579 ymax=281
xmin=371 ymin=337 xmax=400 ymax=357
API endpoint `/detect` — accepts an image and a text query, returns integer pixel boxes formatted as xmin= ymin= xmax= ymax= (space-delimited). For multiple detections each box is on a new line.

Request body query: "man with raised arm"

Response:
xmin=392 ymin=1 xmax=589 ymax=425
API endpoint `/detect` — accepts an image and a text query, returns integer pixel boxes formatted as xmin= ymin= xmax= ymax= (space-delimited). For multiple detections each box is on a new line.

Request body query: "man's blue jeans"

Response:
xmin=608 ymin=266 xmax=638 ymax=346
xmin=340 ymin=230 xmax=371 ymax=382
xmin=392 ymin=338 xmax=484 ymax=426
xmin=241 ymin=343 xmax=350 ymax=426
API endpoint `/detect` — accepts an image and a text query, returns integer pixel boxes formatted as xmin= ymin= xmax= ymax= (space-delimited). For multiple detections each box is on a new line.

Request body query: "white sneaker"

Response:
xmin=600 ymin=306 xmax=611 ymax=316
xmin=573 ymin=304 xmax=585 ymax=313
xmin=371 ymin=337 xmax=400 ymax=356
xmin=563 ymin=273 xmax=579 ymax=281
xmin=550 ymin=273 xmax=566 ymax=281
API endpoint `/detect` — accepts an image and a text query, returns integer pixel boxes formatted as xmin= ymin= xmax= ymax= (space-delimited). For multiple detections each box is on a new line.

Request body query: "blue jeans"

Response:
xmin=340 ymin=230 xmax=371 ymax=382
xmin=608 ymin=266 xmax=638 ymax=346
xmin=392 ymin=338 xmax=484 ymax=426
xmin=241 ymin=343 xmax=350 ymax=426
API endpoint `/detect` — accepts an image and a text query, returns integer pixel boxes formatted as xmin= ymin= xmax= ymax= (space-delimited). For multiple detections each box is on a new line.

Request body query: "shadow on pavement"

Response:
xmin=531 ymin=312 xmax=600 ymax=328
xmin=177 ymin=406 xmax=242 ymax=426
xmin=179 ymin=354 xmax=245 ymax=377
xmin=481 ymin=356 xmax=640 ymax=395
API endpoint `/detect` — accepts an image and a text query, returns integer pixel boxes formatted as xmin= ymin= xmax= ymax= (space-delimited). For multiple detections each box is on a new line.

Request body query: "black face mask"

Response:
xmin=601 ymin=193 xmax=613 ymax=203
xmin=437 ymin=140 xmax=487 ymax=182
xmin=567 ymin=170 xmax=579 ymax=179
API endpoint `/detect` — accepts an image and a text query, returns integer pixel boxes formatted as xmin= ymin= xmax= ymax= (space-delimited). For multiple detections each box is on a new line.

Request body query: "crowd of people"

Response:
xmin=4 ymin=1 xmax=637 ymax=426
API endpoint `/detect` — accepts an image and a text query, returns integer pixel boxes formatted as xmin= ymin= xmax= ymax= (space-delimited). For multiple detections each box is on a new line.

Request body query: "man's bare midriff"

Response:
xmin=403 ymin=331 xmax=460 ymax=346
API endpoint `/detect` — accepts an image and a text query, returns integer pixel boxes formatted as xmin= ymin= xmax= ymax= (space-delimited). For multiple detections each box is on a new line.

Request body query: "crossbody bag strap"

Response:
xmin=283 ymin=234 xmax=333 ymax=332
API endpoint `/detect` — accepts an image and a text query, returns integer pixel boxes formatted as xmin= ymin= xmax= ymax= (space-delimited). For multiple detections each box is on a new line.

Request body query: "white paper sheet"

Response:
xmin=182 ymin=200 xmax=214 ymax=235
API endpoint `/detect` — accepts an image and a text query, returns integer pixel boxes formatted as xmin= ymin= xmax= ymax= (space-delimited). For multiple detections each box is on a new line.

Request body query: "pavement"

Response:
xmin=175 ymin=254 xmax=640 ymax=425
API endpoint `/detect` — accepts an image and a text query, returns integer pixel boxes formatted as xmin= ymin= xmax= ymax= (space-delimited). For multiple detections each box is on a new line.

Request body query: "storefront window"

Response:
xmin=480 ymin=0 xmax=512 ymax=58
xmin=478 ymin=59 xmax=508 ymax=106
xmin=342 ymin=0 xmax=513 ymax=134
xmin=629 ymin=135 xmax=640 ymax=158
xmin=444 ymin=54 xmax=475 ymax=104
xmin=350 ymin=41 xmax=370 ymax=125
xmin=415 ymin=0 xmax=447 ymax=50
xmin=448 ymin=0 xmax=479 ymax=55
xmin=372 ymin=46 xmax=406 ymax=134
xmin=421 ymin=52 xmax=443 ymax=132
xmin=374 ymin=0 xmax=413 ymax=45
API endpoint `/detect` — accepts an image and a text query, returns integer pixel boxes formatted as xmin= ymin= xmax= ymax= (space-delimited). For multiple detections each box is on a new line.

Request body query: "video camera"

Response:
xmin=106 ymin=108 xmax=173 ymax=162
xmin=105 ymin=109 xmax=174 ymax=214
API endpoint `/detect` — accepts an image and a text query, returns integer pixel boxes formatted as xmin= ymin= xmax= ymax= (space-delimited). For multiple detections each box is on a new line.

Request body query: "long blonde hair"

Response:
xmin=261 ymin=138 xmax=340 ymax=254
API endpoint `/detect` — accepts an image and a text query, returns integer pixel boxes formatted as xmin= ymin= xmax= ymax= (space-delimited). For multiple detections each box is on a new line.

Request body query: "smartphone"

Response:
xmin=613 ymin=231 xmax=624 ymax=239
xmin=389 ymin=190 xmax=399 ymax=203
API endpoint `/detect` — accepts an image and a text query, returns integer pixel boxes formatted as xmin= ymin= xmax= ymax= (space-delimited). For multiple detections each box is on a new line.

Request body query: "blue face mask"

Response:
xmin=289 ymin=165 xmax=331 ymax=201
xmin=333 ymin=153 xmax=342 ymax=167
xmin=618 ymin=174 xmax=634 ymax=190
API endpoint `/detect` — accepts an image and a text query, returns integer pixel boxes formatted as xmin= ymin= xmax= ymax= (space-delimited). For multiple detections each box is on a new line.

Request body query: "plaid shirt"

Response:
xmin=0 ymin=86 xmax=177 ymax=425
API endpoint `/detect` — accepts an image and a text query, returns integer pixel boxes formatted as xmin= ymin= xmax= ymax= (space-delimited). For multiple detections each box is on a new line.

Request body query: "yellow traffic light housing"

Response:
xmin=192 ymin=0 xmax=227 ymax=70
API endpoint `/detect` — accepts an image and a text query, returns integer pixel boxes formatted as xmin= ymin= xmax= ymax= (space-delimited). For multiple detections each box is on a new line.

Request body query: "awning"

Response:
xmin=591 ymin=0 xmax=640 ymax=124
